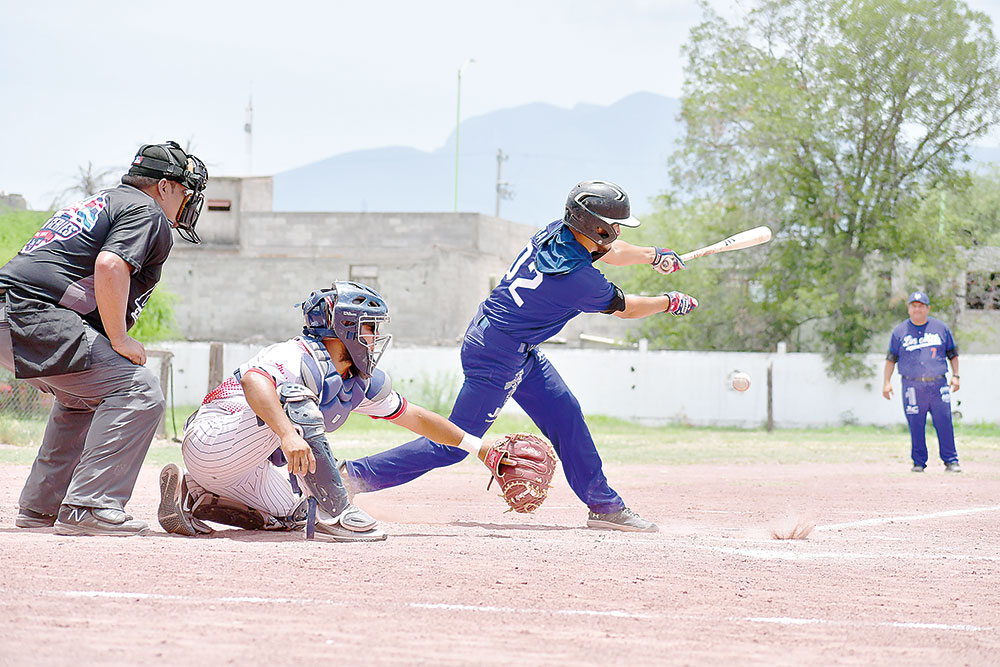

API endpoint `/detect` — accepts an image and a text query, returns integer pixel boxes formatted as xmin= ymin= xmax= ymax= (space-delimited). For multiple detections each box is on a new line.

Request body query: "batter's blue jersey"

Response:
xmin=887 ymin=316 xmax=957 ymax=377
xmin=481 ymin=220 xmax=620 ymax=345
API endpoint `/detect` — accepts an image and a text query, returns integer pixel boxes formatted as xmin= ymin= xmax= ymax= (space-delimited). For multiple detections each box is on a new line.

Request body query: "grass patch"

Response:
xmin=4 ymin=408 xmax=999 ymax=468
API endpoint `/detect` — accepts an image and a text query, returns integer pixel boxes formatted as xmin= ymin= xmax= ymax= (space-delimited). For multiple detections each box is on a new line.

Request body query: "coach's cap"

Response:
xmin=908 ymin=291 xmax=930 ymax=305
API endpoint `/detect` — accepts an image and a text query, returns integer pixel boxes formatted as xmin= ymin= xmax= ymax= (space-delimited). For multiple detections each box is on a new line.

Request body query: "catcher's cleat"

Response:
xmin=54 ymin=506 xmax=149 ymax=536
xmin=310 ymin=505 xmax=385 ymax=542
xmin=158 ymin=463 xmax=213 ymax=536
xmin=313 ymin=521 xmax=387 ymax=542
xmin=586 ymin=507 xmax=659 ymax=533
xmin=911 ymin=465 xmax=926 ymax=472
xmin=15 ymin=507 xmax=57 ymax=529
xmin=944 ymin=462 xmax=962 ymax=473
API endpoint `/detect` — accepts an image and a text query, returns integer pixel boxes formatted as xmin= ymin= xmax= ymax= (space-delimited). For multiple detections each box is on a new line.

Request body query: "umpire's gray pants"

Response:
xmin=0 ymin=305 xmax=164 ymax=514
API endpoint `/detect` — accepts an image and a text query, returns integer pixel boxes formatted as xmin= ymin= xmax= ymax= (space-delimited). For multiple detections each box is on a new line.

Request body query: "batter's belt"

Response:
xmin=472 ymin=308 xmax=537 ymax=354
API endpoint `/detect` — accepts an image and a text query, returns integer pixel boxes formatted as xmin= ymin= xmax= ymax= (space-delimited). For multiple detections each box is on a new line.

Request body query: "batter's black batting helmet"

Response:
xmin=299 ymin=281 xmax=392 ymax=379
xmin=563 ymin=180 xmax=640 ymax=246
xmin=127 ymin=140 xmax=208 ymax=244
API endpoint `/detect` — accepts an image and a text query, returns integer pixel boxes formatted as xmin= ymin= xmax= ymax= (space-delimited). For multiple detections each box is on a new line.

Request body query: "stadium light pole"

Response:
xmin=454 ymin=58 xmax=475 ymax=212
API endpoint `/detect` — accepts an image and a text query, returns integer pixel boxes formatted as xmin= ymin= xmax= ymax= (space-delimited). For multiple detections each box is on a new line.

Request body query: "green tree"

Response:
xmin=646 ymin=0 xmax=1000 ymax=378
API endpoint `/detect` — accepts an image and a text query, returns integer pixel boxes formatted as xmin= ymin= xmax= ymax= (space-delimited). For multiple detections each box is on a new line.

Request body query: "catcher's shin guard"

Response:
xmin=278 ymin=383 xmax=378 ymax=535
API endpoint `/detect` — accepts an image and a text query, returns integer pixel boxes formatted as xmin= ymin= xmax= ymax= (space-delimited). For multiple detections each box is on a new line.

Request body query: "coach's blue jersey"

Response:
xmin=481 ymin=220 xmax=619 ymax=345
xmin=887 ymin=316 xmax=957 ymax=378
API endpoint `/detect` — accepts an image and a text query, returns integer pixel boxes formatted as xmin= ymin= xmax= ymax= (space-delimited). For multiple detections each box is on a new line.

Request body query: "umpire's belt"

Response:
xmin=902 ymin=375 xmax=945 ymax=382
xmin=474 ymin=314 xmax=536 ymax=354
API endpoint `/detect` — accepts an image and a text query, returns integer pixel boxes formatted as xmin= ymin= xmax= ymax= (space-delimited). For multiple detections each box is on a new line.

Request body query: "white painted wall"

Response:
xmin=148 ymin=342 xmax=995 ymax=427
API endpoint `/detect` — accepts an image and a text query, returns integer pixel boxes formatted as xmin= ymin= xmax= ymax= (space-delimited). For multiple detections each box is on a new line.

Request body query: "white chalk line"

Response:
xmin=687 ymin=544 xmax=1000 ymax=562
xmin=815 ymin=505 xmax=1000 ymax=531
xmin=17 ymin=590 xmax=990 ymax=633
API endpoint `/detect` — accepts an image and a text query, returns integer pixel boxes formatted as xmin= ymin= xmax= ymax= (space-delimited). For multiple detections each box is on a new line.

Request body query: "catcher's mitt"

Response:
xmin=481 ymin=432 xmax=557 ymax=513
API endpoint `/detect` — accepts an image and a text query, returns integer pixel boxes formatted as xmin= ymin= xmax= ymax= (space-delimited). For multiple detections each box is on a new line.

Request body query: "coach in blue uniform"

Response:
xmin=344 ymin=180 xmax=698 ymax=532
xmin=882 ymin=291 xmax=961 ymax=472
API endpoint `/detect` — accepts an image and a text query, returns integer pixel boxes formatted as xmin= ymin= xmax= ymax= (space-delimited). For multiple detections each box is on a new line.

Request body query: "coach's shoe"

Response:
xmin=944 ymin=462 xmax=963 ymax=473
xmin=15 ymin=508 xmax=57 ymax=529
xmin=911 ymin=465 xmax=926 ymax=472
xmin=158 ymin=463 xmax=214 ymax=536
xmin=587 ymin=507 xmax=659 ymax=533
xmin=54 ymin=506 xmax=149 ymax=536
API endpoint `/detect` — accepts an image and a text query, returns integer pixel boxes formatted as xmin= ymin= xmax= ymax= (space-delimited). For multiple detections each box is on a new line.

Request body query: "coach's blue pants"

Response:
xmin=346 ymin=315 xmax=626 ymax=513
xmin=901 ymin=378 xmax=958 ymax=467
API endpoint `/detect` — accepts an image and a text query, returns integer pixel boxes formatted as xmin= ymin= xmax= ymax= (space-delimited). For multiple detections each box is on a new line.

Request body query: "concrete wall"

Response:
xmin=149 ymin=342 xmax=996 ymax=428
xmin=160 ymin=175 xmax=638 ymax=345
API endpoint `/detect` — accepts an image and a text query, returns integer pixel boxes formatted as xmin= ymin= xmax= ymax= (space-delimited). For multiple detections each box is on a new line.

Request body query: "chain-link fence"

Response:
xmin=0 ymin=350 xmax=177 ymax=446
xmin=0 ymin=367 xmax=52 ymax=445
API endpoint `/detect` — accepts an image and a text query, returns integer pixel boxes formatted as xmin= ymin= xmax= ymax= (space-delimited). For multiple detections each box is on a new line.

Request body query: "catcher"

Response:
xmin=157 ymin=281 xmax=556 ymax=542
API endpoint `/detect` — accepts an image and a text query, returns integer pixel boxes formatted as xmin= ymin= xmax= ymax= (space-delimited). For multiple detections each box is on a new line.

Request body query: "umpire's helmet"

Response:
xmin=299 ymin=282 xmax=392 ymax=379
xmin=127 ymin=140 xmax=208 ymax=244
xmin=563 ymin=180 xmax=640 ymax=246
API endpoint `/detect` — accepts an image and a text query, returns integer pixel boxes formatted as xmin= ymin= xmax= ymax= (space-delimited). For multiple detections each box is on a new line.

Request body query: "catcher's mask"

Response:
xmin=299 ymin=281 xmax=391 ymax=379
xmin=563 ymin=180 xmax=640 ymax=246
xmin=127 ymin=140 xmax=208 ymax=244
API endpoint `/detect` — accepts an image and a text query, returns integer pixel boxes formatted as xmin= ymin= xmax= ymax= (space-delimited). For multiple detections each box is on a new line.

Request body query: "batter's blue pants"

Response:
xmin=901 ymin=378 xmax=958 ymax=467
xmin=346 ymin=314 xmax=626 ymax=513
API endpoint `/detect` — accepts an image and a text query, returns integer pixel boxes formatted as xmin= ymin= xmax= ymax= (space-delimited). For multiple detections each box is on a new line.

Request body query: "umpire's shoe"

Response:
xmin=586 ymin=507 xmax=659 ymax=533
xmin=15 ymin=508 xmax=57 ymax=529
xmin=54 ymin=506 xmax=149 ymax=536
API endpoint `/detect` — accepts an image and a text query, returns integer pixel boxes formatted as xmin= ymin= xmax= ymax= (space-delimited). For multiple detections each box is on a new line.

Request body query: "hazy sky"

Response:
xmin=2 ymin=0 xmax=998 ymax=209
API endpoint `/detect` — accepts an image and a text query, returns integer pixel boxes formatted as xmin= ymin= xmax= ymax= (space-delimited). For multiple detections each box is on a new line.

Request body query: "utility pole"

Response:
xmin=494 ymin=147 xmax=513 ymax=217
xmin=244 ymin=92 xmax=253 ymax=175
xmin=453 ymin=58 xmax=474 ymax=212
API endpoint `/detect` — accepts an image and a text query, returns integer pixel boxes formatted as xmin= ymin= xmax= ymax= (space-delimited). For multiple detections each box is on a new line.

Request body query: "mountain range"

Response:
xmin=274 ymin=92 xmax=682 ymax=226
xmin=274 ymin=92 xmax=1000 ymax=227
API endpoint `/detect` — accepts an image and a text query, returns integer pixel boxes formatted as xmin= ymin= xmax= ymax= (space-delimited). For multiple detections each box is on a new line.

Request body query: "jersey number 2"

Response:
xmin=505 ymin=243 xmax=543 ymax=307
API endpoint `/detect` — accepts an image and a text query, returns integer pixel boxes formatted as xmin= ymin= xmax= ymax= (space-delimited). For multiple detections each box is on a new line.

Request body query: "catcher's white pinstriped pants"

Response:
xmin=183 ymin=409 xmax=299 ymax=517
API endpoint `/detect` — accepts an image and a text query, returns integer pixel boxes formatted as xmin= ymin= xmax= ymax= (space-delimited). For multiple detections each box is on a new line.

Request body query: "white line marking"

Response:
xmin=688 ymin=544 xmax=1000 ymax=562
xmin=13 ymin=590 xmax=992 ymax=633
xmin=410 ymin=603 xmax=655 ymax=619
xmin=741 ymin=617 xmax=988 ymax=632
xmin=59 ymin=590 xmax=344 ymax=606
xmin=816 ymin=505 xmax=1000 ymax=531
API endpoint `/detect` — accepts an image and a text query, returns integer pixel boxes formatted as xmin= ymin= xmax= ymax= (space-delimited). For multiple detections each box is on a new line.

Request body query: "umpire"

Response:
xmin=882 ymin=291 xmax=961 ymax=473
xmin=0 ymin=141 xmax=207 ymax=535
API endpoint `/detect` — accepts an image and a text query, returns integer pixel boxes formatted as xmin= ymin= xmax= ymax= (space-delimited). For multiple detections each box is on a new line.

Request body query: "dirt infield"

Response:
xmin=2 ymin=457 xmax=999 ymax=666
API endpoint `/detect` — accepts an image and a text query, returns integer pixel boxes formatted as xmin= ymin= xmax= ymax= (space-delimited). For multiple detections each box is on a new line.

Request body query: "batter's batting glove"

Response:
xmin=664 ymin=291 xmax=698 ymax=316
xmin=651 ymin=248 xmax=685 ymax=275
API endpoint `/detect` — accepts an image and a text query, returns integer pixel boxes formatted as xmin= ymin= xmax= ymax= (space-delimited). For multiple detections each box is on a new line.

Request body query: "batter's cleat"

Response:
xmin=911 ymin=465 xmax=926 ymax=472
xmin=54 ymin=506 xmax=149 ymax=536
xmin=944 ymin=462 xmax=963 ymax=473
xmin=587 ymin=507 xmax=659 ymax=533
xmin=158 ymin=463 xmax=213 ymax=536
xmin=15 ymin=508 xmax=57 ymax=529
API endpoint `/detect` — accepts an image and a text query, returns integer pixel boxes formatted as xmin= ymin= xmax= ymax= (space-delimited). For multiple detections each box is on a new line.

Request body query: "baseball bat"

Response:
xmin=679 ymin=226 xmax=772 ymax=262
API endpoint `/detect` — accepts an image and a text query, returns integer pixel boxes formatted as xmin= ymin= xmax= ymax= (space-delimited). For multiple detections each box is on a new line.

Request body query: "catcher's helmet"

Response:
xmin=563 ymin=180 xmax=640 ymax=246
xmin=127 ymin=140 xmax=208 ymax=244
xmin=299 ymin=281 xmax=391 ymax=379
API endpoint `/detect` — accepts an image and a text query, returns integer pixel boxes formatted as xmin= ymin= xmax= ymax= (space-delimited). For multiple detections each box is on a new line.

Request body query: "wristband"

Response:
xmin=457 ymin=432 xmax=482 ymax=455
xmin=952 ymin=375 xmax=960 ymax=379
